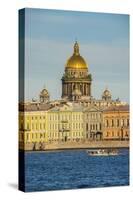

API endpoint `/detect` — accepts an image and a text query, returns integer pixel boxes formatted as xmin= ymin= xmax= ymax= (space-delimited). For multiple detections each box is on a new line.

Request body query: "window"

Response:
xmin=20 ymin=123 xmax=23 ymax=129
xmin=99 ymin=123 xmax=102 ymax=130
xmin=26 ymin=133 xmax=29 ymax=141
xmin=112 ymin=119 xmax=114 ymax=127
xmin=127 ymin=119 xmax=129 ymax=126
xmin=117 ymin=119 xmax=119 ymax=127
xmin=125 ymin=131 xmax=128 ymax=137
xmin=112 ymin=131 xmax=114 ymax=137
xmin=86 ymin=123 xmax=88 ymax=131
xmin=21 ymin=133 xmax=24 ymax=140
xmin=106 ymin=132 xmax=109 ymax=137
xmin=27 ymin=123 xmax=29 ymax=130
xmin=106 ymin=120 xmax=109 ymax=127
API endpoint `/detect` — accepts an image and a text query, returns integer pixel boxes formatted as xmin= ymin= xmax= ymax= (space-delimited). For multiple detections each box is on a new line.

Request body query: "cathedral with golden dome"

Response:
xmin=61 ymin=41 xmax=92 ymax=101
xmin=19 ymin=41 xmax=129 ymax=151
xmin=59 ymin=41 xmax=127 ymax=108
xmin=28 ymin=41 xmax=128 ymax=109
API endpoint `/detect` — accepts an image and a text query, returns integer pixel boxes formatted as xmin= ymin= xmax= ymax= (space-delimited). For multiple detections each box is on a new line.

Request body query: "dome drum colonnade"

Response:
xmin=61 ymin=41 xmax=92 ymax=101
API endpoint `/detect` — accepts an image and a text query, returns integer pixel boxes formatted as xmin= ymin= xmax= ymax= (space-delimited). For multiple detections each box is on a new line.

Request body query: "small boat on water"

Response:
xmin=87 ymin=149 xmax=119 ymax=156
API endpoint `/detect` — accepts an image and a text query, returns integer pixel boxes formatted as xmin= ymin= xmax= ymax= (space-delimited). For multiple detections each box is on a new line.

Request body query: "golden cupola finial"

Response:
xmin=74 ymin=41 xmax=80 ymax=56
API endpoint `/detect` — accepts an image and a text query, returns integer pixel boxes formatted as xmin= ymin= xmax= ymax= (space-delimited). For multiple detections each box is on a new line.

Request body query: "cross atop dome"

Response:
xmin=74 ymin=41 xmax=80 ymax=56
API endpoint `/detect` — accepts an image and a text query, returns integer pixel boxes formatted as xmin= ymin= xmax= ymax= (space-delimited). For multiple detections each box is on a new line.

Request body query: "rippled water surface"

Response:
xmin=25 ymin=149 xmax=129 ymax=192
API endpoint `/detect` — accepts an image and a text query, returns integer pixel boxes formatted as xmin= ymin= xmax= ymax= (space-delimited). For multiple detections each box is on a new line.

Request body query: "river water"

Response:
xmin=24 ymin=149 xmax=129 ymax=192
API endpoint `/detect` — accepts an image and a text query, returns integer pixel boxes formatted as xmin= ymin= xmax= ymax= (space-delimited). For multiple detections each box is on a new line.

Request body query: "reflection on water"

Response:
xmin=24 ymin=149 xmax=129 ymax=192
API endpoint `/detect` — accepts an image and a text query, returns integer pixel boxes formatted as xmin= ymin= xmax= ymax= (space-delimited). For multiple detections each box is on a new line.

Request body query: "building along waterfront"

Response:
xmin=19 ymin=41 xmax=129 ymax=151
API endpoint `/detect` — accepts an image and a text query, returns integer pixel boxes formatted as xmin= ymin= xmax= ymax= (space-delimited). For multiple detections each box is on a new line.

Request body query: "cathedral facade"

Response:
xmin=61 ymin=41 xmax=92 ymax=101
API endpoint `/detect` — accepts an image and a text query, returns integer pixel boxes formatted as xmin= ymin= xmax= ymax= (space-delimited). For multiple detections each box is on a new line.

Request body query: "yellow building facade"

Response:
xmin=19 ymin=102 xmax=129 ymax=150
xmin=19 ymin=103 xmax=84 ymax=150
xmin=19 ymin=102 xmax=51 ymax=150
xmin=19 ymin=111 xmax=48 ymax=150
xmin=47 ymin=104 xmax=84 ymax=142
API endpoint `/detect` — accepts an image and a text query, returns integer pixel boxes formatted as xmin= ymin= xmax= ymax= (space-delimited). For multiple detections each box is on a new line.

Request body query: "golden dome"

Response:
xmin=66 ymin=41 xmax=88 ymax=69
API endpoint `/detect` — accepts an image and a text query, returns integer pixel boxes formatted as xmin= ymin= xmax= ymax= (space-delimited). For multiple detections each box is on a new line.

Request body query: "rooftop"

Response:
xmin=19 ymin=102 xmax=52 ymax=112
xmin=103 ymin=105 xmax=129 ymax=112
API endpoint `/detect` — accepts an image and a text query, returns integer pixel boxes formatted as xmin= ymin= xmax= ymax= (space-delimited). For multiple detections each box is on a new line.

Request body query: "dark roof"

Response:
xmin=19 ymin=102 xmax=52 ymax=112
xmin=103 ymin=105 xmax=129 ymax=112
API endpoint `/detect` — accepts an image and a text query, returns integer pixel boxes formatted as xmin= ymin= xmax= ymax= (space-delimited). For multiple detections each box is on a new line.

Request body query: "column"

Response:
xmin=89 ymin=83 xmax=91 ymax=96
xmin=71 ymin=82 xmax=72 ymax=96
xmin=84 ymin=84 xmax=86 ymax=95
xmin=62 ymin=83 xmax=64 ymax=97
xmin=87 ymin=83 xmax=89 ymax=96
xmin=86 ymin=83 xmax=88 ymax=96
xmin=81 ymin=83 xmax=83 ymax=95
xmin=66 ymin=84 xmax=68 ymax=96
xmin=64 ymin=83 xmax=66 ymax=95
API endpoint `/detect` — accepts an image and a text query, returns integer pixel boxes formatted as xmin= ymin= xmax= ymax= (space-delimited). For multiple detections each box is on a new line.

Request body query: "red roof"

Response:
xmin=103 ymin=105 xmax=129 ymax=112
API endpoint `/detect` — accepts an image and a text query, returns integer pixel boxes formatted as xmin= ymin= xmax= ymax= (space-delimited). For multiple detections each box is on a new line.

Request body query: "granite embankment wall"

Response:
xmin=20 ymin=140 xmax=129 ymax=151
xmin=45 ymin=140 xmax=129 ymax=150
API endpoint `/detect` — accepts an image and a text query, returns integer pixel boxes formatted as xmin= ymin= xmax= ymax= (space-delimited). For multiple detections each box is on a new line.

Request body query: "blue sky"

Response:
xmin=23 ymin=8 xmax=129 ymax=102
